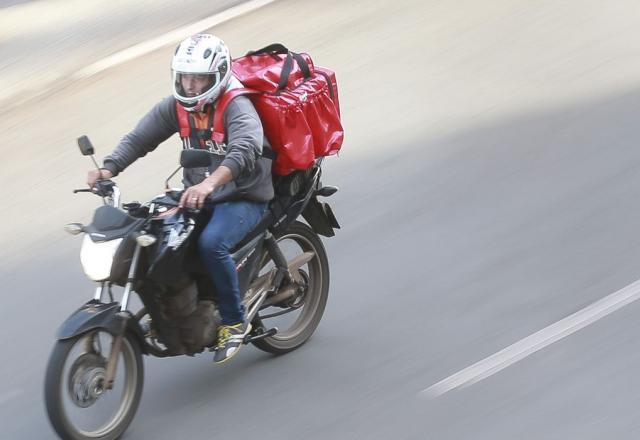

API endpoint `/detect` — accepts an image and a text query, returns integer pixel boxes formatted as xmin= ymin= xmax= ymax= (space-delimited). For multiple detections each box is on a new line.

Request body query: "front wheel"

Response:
xmin=252 ymin=221 xmax=330 ymax=354
xmin=44 ymin=330 xmax=144 ymax=440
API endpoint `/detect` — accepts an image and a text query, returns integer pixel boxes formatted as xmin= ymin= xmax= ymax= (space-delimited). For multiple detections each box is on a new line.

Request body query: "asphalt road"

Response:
xmin=2 ymin=0 xmax=640 ymax=438
xmin=0 ymin=0 xmax=247 ymax=106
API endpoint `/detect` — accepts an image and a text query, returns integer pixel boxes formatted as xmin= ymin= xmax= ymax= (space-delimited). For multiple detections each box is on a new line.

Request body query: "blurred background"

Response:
xmin=3 ymin=0 xmax=640 ymax=438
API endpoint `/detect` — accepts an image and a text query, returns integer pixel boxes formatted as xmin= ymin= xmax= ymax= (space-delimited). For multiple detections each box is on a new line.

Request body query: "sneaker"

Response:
xmin=213 ymin=321 xmax=252 ymax=364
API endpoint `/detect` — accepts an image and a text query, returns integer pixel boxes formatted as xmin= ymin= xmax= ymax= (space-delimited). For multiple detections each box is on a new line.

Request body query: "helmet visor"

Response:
xmin=173 ymin=72 xmax=221 ymax=103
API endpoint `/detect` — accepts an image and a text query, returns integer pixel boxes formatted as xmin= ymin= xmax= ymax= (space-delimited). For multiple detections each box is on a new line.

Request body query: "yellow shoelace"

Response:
xmin=216 ymin=324 xmax=241 ymax=348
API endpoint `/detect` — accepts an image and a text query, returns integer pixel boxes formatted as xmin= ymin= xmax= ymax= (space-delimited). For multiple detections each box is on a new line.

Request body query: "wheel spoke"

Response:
xmin=287 ymin=251 xmax=315 ymax=282
xmin=259 ymin=305 xmax=303 ymax=320
xmin=45 ymin=329 xmax=143 ymax=440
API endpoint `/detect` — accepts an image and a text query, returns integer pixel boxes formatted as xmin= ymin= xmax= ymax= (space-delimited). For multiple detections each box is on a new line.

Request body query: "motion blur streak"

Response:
xmin=2 ymin=1 xmax=640 ymax=439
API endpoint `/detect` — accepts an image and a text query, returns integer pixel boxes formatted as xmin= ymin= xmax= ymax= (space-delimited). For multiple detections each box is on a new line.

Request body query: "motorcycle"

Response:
xmin=44 ymin=136 xmax=340 ymax=440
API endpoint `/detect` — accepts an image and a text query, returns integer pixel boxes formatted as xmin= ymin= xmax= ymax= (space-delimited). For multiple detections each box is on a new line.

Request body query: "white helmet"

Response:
xmin=171 ymin=34 xmax=232 ymax=112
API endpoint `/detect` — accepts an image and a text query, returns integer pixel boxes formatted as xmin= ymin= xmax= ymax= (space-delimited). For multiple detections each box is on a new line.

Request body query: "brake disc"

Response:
xmin=67 ymin=352 xmax=107 ymax=408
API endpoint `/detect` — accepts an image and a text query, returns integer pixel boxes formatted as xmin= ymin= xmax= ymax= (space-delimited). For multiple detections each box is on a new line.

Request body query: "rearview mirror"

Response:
xmin=180 ymin=149 xmax=212 ymax=168
xmin=77 ymin=135 xmax=95 ymax=156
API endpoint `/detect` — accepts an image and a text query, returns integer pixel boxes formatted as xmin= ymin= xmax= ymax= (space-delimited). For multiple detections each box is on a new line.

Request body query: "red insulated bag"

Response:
xmin=212 ymin=44 xmax=344 ymax=175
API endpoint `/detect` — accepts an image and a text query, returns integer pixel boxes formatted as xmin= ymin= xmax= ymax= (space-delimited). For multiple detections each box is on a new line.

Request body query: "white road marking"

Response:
xmin=420 ymin=278 xmax=640 ymax=398
xmin=0 ymin=389 xmax=23 ymax=406
xmin=73 ymin=0 xmax=277 ymax=79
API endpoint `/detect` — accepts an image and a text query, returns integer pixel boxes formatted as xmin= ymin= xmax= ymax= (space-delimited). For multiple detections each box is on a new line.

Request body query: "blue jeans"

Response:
xmin=197 ymin=200 xmax=267 ymax=325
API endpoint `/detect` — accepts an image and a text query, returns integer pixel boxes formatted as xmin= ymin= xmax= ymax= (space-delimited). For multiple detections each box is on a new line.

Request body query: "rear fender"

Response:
xmin=302 ymin=197 xmax=340 ymax=237
xmin=56 ymin=300 xmax=148 ymax=354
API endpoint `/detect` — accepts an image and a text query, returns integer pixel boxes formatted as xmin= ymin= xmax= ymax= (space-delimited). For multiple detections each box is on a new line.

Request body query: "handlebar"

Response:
xmin=73 ymin=179 xmax=120 ymax=207
xmin=73 ymin=179 xmax=116 ymax=196
xmin=73 ymin=183 xmax=198 ymax=214
xmin=151 ymin=190 xmax=203 ymax=214
xmin=151 ymin=190 xmax=183 ymax=207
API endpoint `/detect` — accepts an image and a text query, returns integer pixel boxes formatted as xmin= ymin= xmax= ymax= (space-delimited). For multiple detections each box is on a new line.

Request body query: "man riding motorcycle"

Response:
xmin=86 ymin=33 xmax=274 ymax=363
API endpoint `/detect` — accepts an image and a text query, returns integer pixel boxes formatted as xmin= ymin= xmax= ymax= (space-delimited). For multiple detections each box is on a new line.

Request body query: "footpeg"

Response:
xmin=243 ymin=327 xmax=278 ymax=344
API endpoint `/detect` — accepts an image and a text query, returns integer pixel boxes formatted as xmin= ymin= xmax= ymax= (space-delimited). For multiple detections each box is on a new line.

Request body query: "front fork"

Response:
xmin=101 ymin=244 xmax=142 ymax=390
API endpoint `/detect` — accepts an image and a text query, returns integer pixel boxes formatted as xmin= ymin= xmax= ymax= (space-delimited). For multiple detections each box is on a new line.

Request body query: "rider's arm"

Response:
xmin=180 ymin=96 xmax=267 ymax=208
xmin=202 ymin=165 xmax=233 ymax=191
xmin=102 ymin=97 xmax=177 ymax=177
xmin=218 ymin=96 xmax=263 ymax=179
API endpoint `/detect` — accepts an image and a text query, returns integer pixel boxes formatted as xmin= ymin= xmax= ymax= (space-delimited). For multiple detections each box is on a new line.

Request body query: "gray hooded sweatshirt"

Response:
xmin=102 ymin=91 xmax=274 ymax=203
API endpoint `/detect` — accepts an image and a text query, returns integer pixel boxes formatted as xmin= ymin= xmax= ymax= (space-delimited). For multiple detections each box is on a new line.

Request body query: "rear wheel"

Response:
xmin=252 ymin=221 xmax=330 ymax=354
xmin=44 ymin=330 xmax=144 ymax=440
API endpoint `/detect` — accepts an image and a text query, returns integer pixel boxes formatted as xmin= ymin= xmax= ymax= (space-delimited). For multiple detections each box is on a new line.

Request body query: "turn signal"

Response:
xmin=64 ymin=223 xmax=84 ymax=235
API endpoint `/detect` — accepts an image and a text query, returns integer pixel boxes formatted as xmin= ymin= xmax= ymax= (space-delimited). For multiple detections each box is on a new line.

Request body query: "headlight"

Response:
xmin=80 ymin=236 xmax=123 ymax=281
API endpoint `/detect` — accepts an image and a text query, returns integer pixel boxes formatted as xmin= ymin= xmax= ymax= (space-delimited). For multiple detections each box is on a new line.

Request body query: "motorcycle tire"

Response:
xmin=44 ymin=330 xmax=144 ymax=440
xmin=252 ymin=221 xmax=330 ymax=355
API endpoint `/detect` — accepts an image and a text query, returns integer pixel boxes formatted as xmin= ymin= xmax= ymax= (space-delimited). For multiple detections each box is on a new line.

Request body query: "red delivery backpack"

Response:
xmin=212 ymin=43 xmax=344 ymax=175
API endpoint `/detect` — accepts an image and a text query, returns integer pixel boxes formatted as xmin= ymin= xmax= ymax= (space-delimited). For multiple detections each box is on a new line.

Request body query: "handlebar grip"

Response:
xmin=73 ymin=188 xmax=93 ymax=193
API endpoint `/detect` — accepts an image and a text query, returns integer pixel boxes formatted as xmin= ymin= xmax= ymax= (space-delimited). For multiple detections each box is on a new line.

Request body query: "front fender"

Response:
xmin=56 ymin=300 xmax=148 ymax=354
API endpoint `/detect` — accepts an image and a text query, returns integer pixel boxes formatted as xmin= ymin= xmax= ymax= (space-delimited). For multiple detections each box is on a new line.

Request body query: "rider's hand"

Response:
xmin=179 ymin=181 xmax=215 ymax=210
xmin=87 ymin=169 xmax=114 ymax=188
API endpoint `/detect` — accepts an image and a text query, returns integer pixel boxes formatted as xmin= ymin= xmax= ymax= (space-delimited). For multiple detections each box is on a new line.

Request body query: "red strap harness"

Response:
xmin=211 ymin=88 xmax=260 ymax=143
xmin=175 ymin=101 xmax=192 ymax=139
xmin=175 ymin=88 xmax=260 ymax=145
